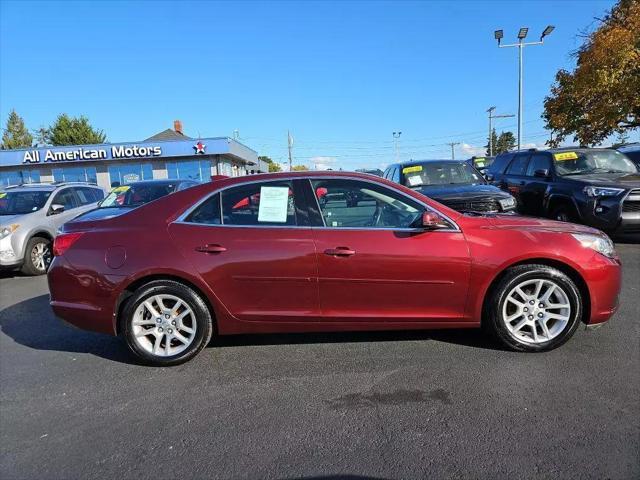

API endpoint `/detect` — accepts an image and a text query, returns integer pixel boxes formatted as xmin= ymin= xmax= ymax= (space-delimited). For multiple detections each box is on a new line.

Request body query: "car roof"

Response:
xmin=618 ymin=143 xmax=640 ymax=152
xmin=394 ymin=159 xmax=467 ymax=167
xmin=116 ymin=179 xmax=195 ymax=187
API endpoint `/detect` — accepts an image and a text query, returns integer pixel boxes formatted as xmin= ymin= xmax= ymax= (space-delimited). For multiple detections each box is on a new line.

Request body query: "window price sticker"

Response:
xmin=553 ymin=152 xmax=578 ymax=161
xmin=258 ymin=186 xmax=289 ymax=223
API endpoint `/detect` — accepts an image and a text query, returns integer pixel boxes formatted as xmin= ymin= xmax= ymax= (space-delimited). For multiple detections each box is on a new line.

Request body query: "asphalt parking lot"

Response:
xmin=1 ymin=243 xmax=638 ymax=480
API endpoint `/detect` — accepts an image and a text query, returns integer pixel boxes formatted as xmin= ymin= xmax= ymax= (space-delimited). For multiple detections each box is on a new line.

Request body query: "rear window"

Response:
xmin=100 ymin=183 xmax=177 ymax=208
xmin=487 ymin=153 xmax=514 ymax=174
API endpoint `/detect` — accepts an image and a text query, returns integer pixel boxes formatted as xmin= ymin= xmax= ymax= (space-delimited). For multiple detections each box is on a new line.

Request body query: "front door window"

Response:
xmin=311 ymin=179 xmax=422 ymax=229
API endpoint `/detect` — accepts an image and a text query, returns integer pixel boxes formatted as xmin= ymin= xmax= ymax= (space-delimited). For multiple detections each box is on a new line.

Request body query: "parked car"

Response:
xmin=383 ymin=160 xmax=516 ymax=213
xmin=617 ymin=143 xmax=640 ymax=170
xmin=0 ymin=182 xmax=104 ymax=275
xmin=48 ymin=171 xmax=620 ymax=365
xmin=73 ymin=179 xmax=199 ymax=222
xmin=355 ymin=168 xmax=384 ymax=177
xmin=468 ymin=156 xmax=495 ymax=175
xmin=485 ymin=147 xmax=640 ymax=235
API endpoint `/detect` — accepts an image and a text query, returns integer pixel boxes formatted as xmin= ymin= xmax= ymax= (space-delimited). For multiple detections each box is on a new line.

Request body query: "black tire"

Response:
xmin=550 ymin=204 xmax=578 ymax=223
xmin=122 ymin=280 xmax=213 ymax=366
xmin=21 ymin=236 xmax=52 ymax=276
xmin=485 ymin=264 xmax=583 ymax=352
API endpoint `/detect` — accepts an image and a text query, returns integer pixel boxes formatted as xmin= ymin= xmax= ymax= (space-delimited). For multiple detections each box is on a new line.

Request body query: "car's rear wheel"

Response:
xmin=485 ymin=264 xmax=583 ymax=352
xmin=21 ymin=237 xmax=52 ymax=276
xmin=122 ymin=280 xmax=213 ymax=366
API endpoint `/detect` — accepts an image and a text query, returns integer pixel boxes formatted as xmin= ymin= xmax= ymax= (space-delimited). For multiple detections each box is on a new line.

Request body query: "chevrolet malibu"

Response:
xmin=48 ymin=172 xmax=621 ymax=366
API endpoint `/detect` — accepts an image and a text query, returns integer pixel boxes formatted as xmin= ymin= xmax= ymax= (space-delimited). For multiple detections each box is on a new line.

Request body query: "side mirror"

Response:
xmin=421 ymin=211 xmax=448 ymax=230
xmin=534 ymin=169 xmax=550 ymax=178
xmin=485 ymin=173 xmax=494 ymax=181
xmin=49 ymin=204 xmax=65 ymax=215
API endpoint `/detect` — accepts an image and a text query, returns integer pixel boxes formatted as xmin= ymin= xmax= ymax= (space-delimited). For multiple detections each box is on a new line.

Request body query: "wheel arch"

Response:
xmin=481 ymin=257 xmax=591 ymax=326
xmin=546 ymin=194 xmax=582 ymax=220
xmin=114 ymin=274 xmax=217 ymax=336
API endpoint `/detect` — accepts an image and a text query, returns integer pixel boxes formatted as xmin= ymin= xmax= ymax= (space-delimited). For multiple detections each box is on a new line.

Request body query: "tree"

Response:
xmin=291 ymin=165 xmax=309 ymax=171
xmin=543 ymin=0 xmax=640 ymax=146
xmin=1 ymin=110 xmax=33 ymax=149
xmin=485 ymin=128 xmax=498 ymax=156
xmin=33 ymin=126 xmax=50 ymax=147
xmin=47 ymin=114 xmax=106 ymax=145
xmin=495 ymin=131 xmax=516 ymax=154
xmin=258 ymin=155 xmax=282 ymax=172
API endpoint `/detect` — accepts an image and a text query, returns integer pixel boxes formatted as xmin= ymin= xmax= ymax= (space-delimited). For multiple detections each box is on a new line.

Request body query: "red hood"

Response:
xmin=484 ymin=214 xmax=603 ymax=236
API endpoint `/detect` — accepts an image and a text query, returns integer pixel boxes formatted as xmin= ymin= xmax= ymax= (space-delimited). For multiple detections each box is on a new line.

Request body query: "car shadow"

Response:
xmin=0 ymin=294 xmax=505 ymax=366
xmin=0 ymin=293 xmax=136 ymax=365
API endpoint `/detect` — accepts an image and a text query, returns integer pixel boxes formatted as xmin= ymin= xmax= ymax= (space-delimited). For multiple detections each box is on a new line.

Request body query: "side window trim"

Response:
xmin=174 ymin=176 xmax=460 ymax=232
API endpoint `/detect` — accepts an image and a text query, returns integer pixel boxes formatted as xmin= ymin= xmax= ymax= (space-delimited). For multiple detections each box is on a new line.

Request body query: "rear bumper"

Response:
xmin=48 ymin=256 xmax=124 ymax=335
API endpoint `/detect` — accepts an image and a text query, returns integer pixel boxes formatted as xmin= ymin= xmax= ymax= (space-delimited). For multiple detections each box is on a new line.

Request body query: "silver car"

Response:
xmin=0 ymin=182 xmax=104 ymax=275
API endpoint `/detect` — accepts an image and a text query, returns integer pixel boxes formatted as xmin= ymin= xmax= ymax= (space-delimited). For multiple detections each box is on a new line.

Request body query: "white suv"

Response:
xmin=0 ymin=182 xmax=104 ymax=275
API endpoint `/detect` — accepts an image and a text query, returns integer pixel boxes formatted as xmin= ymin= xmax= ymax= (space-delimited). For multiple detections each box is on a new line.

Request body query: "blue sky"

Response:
xmin=0 ymin=0 xmax=623 ymax=170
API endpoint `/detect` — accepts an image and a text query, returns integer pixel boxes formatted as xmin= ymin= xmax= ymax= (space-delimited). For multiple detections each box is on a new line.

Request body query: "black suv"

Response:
xmin=383 ymin=159 xmax=516 ymax=213
xmin=486 ymin=147 xmax=640 ymax=235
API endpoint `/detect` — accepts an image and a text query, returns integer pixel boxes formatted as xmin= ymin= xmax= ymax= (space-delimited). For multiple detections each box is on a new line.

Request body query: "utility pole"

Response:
xmin=392 ymin=131 xmax=402 ymax=162
xmin=494 ymin=25 xmax=554 ymax=150
xmin=287 ymin=130 xmax=294 ymax=171
xmin=487 ymin=107 xmax=515 ymax=156
xmin=447 ymin=142 xmax=460 ymax=160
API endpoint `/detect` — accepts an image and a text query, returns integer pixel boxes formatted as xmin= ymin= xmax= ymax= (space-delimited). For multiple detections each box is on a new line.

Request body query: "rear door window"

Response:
xmin=506 ymin=154 xmax=531 ymax=176
xmin=488 ymin=154 xmax=514 ymax=175
xmin=221 ymin=181 xmax=297 ymax=226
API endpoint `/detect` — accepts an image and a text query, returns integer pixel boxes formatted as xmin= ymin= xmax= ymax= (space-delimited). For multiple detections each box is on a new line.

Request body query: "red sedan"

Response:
xmin=48 ymin=171 xmax=622 ymax=366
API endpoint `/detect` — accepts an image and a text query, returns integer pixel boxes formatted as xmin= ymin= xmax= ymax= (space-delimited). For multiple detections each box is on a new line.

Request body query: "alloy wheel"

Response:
xmin=131 ymin=294 xmax=197 ymax=357
xmin=31 ymin=242 xmax=51 ymax=273
xmin=502 ymin=278 xmax=571 ymax=344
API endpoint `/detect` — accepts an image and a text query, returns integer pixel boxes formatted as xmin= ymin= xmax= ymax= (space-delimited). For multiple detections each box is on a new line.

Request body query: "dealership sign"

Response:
xmin=22 ymin=145 xmax=163 ymax=164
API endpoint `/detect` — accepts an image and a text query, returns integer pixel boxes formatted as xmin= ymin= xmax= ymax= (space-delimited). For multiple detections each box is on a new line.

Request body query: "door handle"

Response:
xmin=324 ymin=247 xmax=356 ymax=257
xmin=195 ymin=244 xmax=227 ymax=254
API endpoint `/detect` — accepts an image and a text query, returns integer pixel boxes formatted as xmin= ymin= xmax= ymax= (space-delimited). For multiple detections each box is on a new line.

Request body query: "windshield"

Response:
xmin=100 ymin=183 xmax=177 ymax=208
xmin=554 ymin=150 xmax=637 ymax=176
xmin=402 ymin=162 xmax=485 ymax=188
xmin=0 ymin=191 xmax=51 ymax=215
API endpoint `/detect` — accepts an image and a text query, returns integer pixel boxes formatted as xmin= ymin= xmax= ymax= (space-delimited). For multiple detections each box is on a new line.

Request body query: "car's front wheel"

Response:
xmin=21 ymin=236 xmax=52 ymax=276
xmin=485 ymin=264 xmax=583 ymax=352
xmin=122 ymin=280 xmax=213 ymax=366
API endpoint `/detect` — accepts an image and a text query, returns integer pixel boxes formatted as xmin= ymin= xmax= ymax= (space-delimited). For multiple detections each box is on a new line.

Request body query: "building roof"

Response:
xmin=144 ymin=129 xmax=192 ymax=142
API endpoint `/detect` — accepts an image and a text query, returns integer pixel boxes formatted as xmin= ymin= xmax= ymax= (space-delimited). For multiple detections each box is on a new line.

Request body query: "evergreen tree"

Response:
xmin=33 ymin=126 xmax=50 ymax=147
xmin=485 ymin=128 xmax=498 ymax=156
xmin=47 ymin=114 xmax=106 ymax=145
xmin=1 ymin=110 xmax=33 ymax=149
xmin=495 ymin=131 xmax=516 ymax=154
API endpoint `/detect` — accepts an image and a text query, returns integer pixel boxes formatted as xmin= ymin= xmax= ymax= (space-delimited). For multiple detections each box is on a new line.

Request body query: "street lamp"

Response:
xmin=494 ymin=25 xmax=554 ymax=150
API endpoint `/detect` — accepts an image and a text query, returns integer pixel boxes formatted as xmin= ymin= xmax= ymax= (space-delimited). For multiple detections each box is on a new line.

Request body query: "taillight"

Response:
xmin=53 ymin=232 xmax=84 ymax=256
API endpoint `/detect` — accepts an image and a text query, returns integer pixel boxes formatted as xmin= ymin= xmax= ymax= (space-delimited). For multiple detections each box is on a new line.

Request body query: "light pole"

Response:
xmin=486 ymin=106 xmax=515 ymax=156
xmin=392 ymin=131 xmax=402 ymax=162
xmin=494 ymin=25 xmax=554 ymax=150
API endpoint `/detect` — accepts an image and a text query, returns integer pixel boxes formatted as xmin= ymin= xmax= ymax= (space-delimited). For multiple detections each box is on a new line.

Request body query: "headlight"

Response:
xmin=571 ymin=233 xmax=616 ymax=258
xmin=0 ymin=224 xmax=19 ymax=240
xmin=583 ymin=186 xmax=624 ymax=197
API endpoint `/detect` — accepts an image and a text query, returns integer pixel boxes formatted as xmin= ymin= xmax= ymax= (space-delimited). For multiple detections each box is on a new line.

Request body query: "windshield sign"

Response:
xmin=0 ymin=191 xmax=51 ymax=215
xmin=554 ymin=150 xmax=636 ymax=176
xmin=402 ymin=162 xmax=484 ymax=188
xmin=100 ymin=183 xmax=177 ymax=208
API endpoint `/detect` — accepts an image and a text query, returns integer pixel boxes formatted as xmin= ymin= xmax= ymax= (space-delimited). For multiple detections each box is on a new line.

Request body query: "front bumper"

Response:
xmin=578 ymin=190 xmax=640 ymax=235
